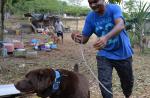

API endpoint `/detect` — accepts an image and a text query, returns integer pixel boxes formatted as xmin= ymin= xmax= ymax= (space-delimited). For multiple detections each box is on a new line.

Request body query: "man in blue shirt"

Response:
xmin=71 ymin=0 xmax=134 ymax=98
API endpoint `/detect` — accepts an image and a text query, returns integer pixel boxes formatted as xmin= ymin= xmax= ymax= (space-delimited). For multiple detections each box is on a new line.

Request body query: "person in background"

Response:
xmin=0 ymin=43 xmax=8 ymax=57
xmin=54 ymin=18 xmax=64 ymax=43
xmin=71 ymin=0 xmax=134 ymax=98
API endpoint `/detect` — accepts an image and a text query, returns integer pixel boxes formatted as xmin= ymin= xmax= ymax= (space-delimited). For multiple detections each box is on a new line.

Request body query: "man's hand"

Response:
xmin=93 ymin=36 xmax=108 ymax=50
xmin=71 ymin=32 xmax=82 ymax=43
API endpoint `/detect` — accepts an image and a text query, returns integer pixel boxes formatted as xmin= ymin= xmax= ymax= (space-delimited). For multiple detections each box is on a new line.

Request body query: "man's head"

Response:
xmin=56 ymin=17 xmax=60 ymax=22
xmin=88 ymin=0 xmax=105 ymax=14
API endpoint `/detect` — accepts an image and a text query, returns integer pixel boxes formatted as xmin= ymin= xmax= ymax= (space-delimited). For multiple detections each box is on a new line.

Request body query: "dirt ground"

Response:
xmin=0 ymin=32 xmax=150 ymax=98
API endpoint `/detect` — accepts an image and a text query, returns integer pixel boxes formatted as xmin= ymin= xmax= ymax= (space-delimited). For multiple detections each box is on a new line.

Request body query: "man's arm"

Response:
xmin=105 ymin=18 xmax=125 ymax=40
xmin=71 ymin=32 xmax=90 ymax=44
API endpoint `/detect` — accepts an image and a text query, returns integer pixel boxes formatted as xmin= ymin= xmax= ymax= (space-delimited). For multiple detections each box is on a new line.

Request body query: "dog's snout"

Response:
xmin=14 ymin=79 xmax=33 ymax=92
xmin=14 ymin=81 xmax=21 ymax=90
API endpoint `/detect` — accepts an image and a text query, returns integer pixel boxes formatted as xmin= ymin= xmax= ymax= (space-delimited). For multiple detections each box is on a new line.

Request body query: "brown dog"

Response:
xmin=15 ymin=64 xmax=90 ymax=98
xmin=50 ymin=34 xmax=60 ymax=44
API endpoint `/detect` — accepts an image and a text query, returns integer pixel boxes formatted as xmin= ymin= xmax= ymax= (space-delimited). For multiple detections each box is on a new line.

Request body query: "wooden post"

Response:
xmin=0 ymin=0 xmax=5 ymax=41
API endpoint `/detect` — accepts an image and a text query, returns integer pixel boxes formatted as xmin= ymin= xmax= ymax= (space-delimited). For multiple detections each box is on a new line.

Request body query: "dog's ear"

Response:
xmin=74 ymin=63 xmax=79 ymax=72
xmin=36 ymin=69 xmax=54 ymax=88
xmin=36 ymin=69 xmax=56 ymax=98
xmin=37 ymin=70 xmax=44 ymax=81
xmin=48 ymin=68 xmax=55 ymax=78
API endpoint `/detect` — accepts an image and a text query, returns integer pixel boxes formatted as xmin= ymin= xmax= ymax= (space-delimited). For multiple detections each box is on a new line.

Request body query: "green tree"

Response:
xmin=3 ymin=0 xmax=89 ymax=15
xmin=124 ymin=0 xmax=150 ymax=52
xmin=108 ymin=0 xmax=122 ymax=4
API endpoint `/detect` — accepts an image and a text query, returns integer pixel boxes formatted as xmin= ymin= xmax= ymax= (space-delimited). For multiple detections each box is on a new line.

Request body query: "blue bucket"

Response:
xmin=50 ymin=44 xmax=57 ymax=49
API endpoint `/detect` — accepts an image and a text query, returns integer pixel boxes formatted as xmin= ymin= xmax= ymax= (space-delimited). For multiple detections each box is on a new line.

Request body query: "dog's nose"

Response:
xmin=14 ymin=82 xmax=20 ymax=89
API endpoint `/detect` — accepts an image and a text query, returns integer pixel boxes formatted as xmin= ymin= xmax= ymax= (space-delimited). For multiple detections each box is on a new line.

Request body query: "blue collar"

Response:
xmin=52 ymin=70 xmax=61 ymax=92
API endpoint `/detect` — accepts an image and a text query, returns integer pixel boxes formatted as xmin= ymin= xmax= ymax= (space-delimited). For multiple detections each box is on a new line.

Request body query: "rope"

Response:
xmin=74 ymin=36 xmax=113 ymax=95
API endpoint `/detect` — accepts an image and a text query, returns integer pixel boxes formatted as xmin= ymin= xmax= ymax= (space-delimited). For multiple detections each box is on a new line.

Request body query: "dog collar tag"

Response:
xmin=52 ymin=71 xmax=61 ymax=91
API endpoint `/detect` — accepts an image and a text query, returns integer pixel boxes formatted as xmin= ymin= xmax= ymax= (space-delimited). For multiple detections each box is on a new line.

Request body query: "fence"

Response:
xmin=62 ymin=17 xmax=85 ymax=32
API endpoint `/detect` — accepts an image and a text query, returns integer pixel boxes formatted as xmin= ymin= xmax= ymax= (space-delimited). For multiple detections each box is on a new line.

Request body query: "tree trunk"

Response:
xmin=139 ymin=28 xmax=145 ymax=53
xmin=0 ymin=0 xmax=5 ymax=41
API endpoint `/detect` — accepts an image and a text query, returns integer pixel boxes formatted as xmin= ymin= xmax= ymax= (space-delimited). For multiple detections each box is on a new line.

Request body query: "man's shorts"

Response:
xmin=57 ymin=31 xmax=63 ymax=37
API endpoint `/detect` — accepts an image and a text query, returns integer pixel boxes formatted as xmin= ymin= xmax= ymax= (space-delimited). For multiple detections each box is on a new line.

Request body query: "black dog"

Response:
xmin=15 ymin=64 xmax=90 ymax=98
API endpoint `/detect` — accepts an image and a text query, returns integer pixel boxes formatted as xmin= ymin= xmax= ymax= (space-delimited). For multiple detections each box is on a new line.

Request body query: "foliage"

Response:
xmin=108 ymin=0 xmax=122 ymax=4
xmin=4 ymin=0 xmax=90 ymax=16
xmin=4 ymin=0 xmax=124 ymax=16
xmin=124 ymin=0 xmax=150 ymax=52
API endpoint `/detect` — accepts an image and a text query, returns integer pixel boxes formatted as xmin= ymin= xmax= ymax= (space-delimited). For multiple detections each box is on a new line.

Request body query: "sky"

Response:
xmin=81 ymin=0 xmax=88 ymax=7
xmin=60 ymin=0 xmax=88 ymax=6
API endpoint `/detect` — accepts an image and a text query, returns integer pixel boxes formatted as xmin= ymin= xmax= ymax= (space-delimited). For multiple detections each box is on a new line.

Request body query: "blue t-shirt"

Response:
xmin=82 ymin=4 xmax=133 ymax=60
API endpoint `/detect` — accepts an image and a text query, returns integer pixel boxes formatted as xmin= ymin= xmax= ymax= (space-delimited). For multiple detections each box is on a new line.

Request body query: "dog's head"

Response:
xmin=15 ymin=68 xmax=55 ymax=94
